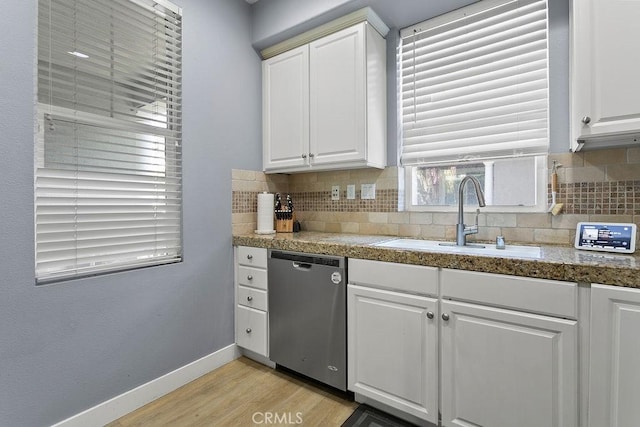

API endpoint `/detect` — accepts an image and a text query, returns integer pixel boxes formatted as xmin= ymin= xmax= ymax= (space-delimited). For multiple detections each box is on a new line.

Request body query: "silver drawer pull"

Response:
xmin=426 ymin=311 xmax=434 ymax=319
xmin=246 ymin=328 xmax=252 ymax=333
xmin=247 ymin=296 xmax=253 ymax=301
xmin=247 ymin=275 xmax=253 ymax=280
xmin=247 ymin=254 xmax=253 ymax=260
xmin=442 ymin=313 xmax=450 ymax=321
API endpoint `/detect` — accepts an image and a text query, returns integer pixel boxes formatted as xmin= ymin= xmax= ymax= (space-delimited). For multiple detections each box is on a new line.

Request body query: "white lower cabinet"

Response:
xmin=348 ymin=259 xmax=439 ymax=425
xmin=589 ymin=284 xmax=640 ymax=427
xmin=235 ymin=246 xmax=269 ymax=358
xmin=348 ymin=284 xmax=439 ymax=424
xmin=440 ymin=299 xmax=578 ymax=427
xmin=440 ymin=269 xmax=578 ymax=427
xmin=236 ymin=305 xmax=268 ymax=355
xmin=347 ymin=260 xmax=579 ymax=427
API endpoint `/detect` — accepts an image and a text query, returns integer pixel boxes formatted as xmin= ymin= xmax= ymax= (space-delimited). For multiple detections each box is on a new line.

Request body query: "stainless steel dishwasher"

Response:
xmin=268 ymin=249 xmax=347 ymax=391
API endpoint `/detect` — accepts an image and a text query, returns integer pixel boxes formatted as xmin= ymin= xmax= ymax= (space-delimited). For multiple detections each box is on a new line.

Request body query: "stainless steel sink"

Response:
xmin=372 ymin=239 xmax=542 ymax=259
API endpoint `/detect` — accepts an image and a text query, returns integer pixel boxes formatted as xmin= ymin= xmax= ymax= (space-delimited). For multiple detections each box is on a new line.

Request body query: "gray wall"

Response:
xmin=0 ymin=0 xmax=261 ymax=425
xmin=251 ymin=0 xmax=570 ymax=160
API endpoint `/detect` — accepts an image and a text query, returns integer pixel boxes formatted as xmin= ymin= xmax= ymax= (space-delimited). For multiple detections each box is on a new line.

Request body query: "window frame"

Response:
xmin=402 ymin=156 xmax=548 ymax=213
xmin=35 ymin=0 xmax=183 ymax=284
xmin=398 ymin=0 xmax=550 ymax=213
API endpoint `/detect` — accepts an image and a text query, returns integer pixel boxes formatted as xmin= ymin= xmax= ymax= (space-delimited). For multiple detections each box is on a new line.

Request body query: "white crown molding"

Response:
xmin=260 ymin=7 xmax=390 ymax=59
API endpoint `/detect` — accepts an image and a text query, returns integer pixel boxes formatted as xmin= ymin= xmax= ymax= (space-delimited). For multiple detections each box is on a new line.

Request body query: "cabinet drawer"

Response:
xmin=238 ymin=266 xmax=267 ymax=290
xmin=238 ymin=285 xmax=268 ymax=311
xmin=349 ymin=258 xmax=438 ymax=296
xmin=237 ymin=246 xmax=267 ymax=269
xmin=441 ymin=269 xmax=577 ymax=319
xmin=236 ymin=305 xmax=268 ymax=356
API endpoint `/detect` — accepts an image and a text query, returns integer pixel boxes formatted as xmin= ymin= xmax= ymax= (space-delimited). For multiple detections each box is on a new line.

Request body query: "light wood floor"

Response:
xmin=107 ymin=357 xmax=358 ymax=427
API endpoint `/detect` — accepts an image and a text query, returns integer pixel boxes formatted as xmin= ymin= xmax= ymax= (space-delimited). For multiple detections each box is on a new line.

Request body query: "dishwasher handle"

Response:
xmin=269 ymin=250 xmax=344 ymax=268
xmin=292 ymin=261 xmax=312 ymax=270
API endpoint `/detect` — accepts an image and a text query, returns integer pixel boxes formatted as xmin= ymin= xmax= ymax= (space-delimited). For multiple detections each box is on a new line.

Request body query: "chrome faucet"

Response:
xmin=456 ymin=176 xmax=486 ymax=246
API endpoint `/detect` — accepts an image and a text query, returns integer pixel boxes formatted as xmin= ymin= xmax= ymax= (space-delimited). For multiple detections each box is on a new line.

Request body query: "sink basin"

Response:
xmin=372 ymin=239 xmax=541 ymax=259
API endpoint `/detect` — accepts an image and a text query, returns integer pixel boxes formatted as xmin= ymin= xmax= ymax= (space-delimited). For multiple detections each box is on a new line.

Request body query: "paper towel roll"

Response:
xmin=256 ymin=192 xmax=275 ymax=234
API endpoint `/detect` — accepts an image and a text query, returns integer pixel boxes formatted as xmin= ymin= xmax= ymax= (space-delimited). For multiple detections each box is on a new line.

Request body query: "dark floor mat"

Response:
xmin=341 ymin=404 xmax=417 ymax=427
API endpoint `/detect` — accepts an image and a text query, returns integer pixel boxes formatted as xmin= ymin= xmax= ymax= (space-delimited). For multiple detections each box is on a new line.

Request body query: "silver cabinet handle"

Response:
xmin=247 ymin=296 xmax=253 ymax=301
xmin=442 ymin=313 xmax=450 ymax=321
xmin=426 ymin=311 xmax=434 ymax=319
xmin=302 ymin=154 xmax=307 ymax=159
xmin=246 ymin=328 xmax=252 ymax=333
xmin=582 ymin=116 xmax=591 ymax=124
xmin=309 ymin=153 xmax=314 ymax=158
xmin=247 ymin=275 xmax=253 ymax=280
xmin=247 ymin=254 xmax=253 ymax=260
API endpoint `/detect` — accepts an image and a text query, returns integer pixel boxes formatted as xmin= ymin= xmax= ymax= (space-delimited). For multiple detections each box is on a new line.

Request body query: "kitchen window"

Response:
xmin=35 ymin=0 xmax=183 ymax=283
xmin=400 ymin=0 xmax=549 ymax=211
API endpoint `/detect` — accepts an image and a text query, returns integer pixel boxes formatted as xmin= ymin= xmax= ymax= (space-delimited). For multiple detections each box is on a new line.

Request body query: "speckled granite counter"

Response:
xmin=233 ymin=232 xmax=640 ymax=288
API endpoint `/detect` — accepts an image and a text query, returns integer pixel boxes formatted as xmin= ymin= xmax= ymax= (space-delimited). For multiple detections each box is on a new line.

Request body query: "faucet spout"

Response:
xmin=456 ymin=175 xmax=486 ymax=246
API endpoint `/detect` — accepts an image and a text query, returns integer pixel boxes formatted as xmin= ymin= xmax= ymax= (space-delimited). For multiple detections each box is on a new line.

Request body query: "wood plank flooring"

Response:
xmin=107 ymin=357 xmax=358 ymax=427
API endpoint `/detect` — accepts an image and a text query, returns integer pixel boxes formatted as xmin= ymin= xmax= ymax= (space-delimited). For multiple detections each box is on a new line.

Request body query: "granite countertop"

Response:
xmin=233 ymin=232 xmax=640 ymax=288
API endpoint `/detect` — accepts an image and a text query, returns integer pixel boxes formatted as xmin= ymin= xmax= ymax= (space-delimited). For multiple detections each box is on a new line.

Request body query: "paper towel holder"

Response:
xmin=255 ymin=191 xmax=276 ymax=235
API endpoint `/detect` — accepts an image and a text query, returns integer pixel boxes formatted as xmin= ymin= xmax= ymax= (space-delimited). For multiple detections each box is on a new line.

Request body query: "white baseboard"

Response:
xmin=52 ymin=343 xmax=241 ymax=427
xmin=240 ymin=348 xmax=276 ymax=368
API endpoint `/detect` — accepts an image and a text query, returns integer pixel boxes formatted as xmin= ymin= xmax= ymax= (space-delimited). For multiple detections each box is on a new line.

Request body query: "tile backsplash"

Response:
xmin=232 ymin=148 xmax=640 ymax=246
xmin=550 ymin=149 xmax=640 ymax=216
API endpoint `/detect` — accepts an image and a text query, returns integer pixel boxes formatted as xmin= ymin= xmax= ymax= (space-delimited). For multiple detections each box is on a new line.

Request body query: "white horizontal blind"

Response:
xmin=400 ymin=0 xmax=549 ymax=165
xmin=36 ymin=0 xmax=182 ymax=283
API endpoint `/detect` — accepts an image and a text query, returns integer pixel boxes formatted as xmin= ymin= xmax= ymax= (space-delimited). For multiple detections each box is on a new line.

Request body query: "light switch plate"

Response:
xmin=331 ymin=185 xmax=340 ymax=201
xmin=346 ymin=184 xmax=356 ymax=200
xmin=361 ymin=183 xmax=376 ymax=200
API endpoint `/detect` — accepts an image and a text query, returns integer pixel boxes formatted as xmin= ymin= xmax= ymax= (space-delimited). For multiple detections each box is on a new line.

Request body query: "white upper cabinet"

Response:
xmin=571 ymin=0 xmax=640 ymax=150
xmin=309 ymin=23 xmax=381 ymax=167
xmin=262 ymin=18 xmax=387 ymax=173
xmin=262 ymin=46 xmax=309 ymax=170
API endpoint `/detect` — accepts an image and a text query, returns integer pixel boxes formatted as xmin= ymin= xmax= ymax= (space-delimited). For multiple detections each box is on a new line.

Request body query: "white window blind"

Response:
xmin=36 ymin=0 xmax=183 ymax=283
xmin=400 ymin=0 xmax=549 ymax=166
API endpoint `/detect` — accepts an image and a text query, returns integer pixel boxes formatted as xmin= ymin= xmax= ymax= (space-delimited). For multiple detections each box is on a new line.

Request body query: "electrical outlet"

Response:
xmin=346 ymin=184 xmax=356 ymax=200
xmin=361 ymin=183 xmax=376 ymax=200
xmin=331 ymin=185 xmax=340 ymax=201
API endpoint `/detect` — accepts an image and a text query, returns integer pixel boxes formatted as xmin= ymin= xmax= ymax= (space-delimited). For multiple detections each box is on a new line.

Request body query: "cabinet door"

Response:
xmin=571 ymin=0 xmax=640 ymax=147
xmin=262 ymin=45 xmax=309 ymax=171
xmin=440 ymin=299 xmax=577 ymax=427
xmin=347 ymin=284 xmax=438 ymax=424
xmin=236 ymin=305 xmax=268 ymax=356
xmin=589 ymin=284 xmax=640 ymax=427
xmin=309 ymin=23 xmax=366 ymax=165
